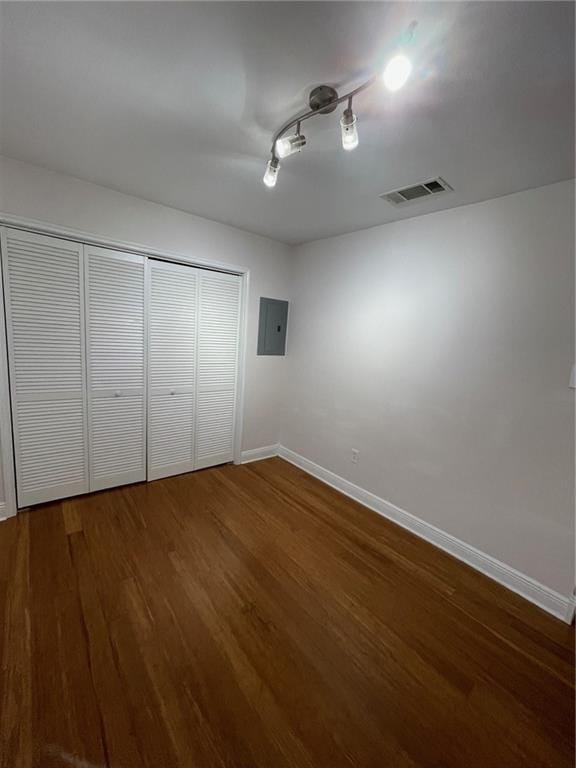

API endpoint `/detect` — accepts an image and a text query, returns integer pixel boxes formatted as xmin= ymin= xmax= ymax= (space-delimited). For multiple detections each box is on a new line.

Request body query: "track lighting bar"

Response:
xmin=263 ymin=23 xmax=416 ymax=188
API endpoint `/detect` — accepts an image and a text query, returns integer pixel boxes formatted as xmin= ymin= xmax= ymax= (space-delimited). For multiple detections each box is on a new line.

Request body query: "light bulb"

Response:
xmin=383 ymin=54 xmax=412 ymax=92
xmin=340 ymin=108 xmax=359 ymax=151
xmin=275 ymin=134 xmax=306 ymax=159
xmin=263 ymin=158 xmax=280 ymax=188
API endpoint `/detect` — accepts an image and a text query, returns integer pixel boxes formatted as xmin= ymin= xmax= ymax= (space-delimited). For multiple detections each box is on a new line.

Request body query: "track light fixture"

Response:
xmin=263 ymin=23 xmax=416 ymax=188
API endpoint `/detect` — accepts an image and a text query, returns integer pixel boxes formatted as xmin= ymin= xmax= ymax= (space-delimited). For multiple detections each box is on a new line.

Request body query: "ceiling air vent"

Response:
xmin=380 ymin=177 xmax=453 ymax=206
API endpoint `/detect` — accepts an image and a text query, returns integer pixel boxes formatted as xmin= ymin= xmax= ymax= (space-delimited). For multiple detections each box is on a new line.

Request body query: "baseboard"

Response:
xmin=240 ymin=444 xmax=280 ymax=464
xmin=277 ymin=445 xmax=575 ymax=624
xmin=0 ymin=499 xmax=21 ymax=522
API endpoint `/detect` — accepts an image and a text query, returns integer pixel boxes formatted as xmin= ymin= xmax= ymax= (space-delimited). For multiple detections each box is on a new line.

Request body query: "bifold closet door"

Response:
xmin=1 ymin=228 xmax=89 ymax=506
xmin=85 ymin=246 xmax=146 ymax=491
xmin=148 ymin=260 xmax=198 ymax=480
xmin=195 ymin=270 xmax=241 ymax=469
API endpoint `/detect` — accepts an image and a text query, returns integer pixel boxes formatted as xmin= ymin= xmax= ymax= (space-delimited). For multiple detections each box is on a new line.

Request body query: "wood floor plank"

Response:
xmin=0 ymin=516 xmax=31 ymax=768
xmin=0 ymin=458 xmax=573 ymax=767
xmin=68 ymin=532 xmax=145 ymax=768
xmin=28 ymin=506 xmax=106 ymax=768
xmin=62 ymin=500 xmax=83 ymax=536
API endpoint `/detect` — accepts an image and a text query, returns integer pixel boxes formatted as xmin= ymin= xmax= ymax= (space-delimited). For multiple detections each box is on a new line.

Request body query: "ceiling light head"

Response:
xmin=263 ymin=157 xmax=280 ymax=188
xmin=275 ymin=133 xmax=307 ymax=159
xmin=383 ymin=54 xmax=412 ymax=92
xmin=340 ymin=107 xmax=359 ymax=151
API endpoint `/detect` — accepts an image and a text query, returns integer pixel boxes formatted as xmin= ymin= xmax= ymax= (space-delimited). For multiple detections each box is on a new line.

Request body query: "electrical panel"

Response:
xmin=257 ymin=298 xmax=288 ymax=356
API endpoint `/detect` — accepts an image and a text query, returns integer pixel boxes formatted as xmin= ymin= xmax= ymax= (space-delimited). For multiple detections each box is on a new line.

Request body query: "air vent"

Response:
xmin=380 ymin=177 xmax=453 ymax=206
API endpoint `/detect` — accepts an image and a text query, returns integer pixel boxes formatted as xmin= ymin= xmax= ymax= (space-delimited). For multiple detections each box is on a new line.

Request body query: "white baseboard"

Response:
xmin=240 ymin=443 xmax=280 ymax=464
xmin=0 ymin=500 xmax=21 ymax=521
xmin=276 ymin=445 xmax=575 ymax=625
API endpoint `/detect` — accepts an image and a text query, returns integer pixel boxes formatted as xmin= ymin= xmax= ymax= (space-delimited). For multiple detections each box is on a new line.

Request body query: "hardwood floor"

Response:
xmin=0 ymin=457 xmax=573 ymax=768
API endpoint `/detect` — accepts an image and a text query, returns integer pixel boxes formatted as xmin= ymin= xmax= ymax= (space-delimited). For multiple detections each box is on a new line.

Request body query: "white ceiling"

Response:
xmin=0 ymin=2 xmax=573 ymax=245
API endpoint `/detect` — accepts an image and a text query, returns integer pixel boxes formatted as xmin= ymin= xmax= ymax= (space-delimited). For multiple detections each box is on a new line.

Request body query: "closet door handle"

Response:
xmin=170 ymin=389 xmax=175 ymax=395
xmin=114 ymin=391 xmax=121 ymax=398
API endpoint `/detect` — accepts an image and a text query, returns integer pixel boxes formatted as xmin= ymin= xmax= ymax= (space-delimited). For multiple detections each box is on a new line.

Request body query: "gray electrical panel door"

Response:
xmin=258 ymin=298 xmax=288 ymax=356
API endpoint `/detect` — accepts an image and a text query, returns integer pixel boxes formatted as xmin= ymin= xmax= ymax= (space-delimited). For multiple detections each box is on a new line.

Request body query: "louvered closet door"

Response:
xmin=147 ymin=260 xmax=198 ymax=480
xmin=1 ymin=228 xmax=89 ymax=506
xmin=195 ymin=270 xmax=241 ymax=470
xmin=85 ymin=246 xmax=146 ymax=491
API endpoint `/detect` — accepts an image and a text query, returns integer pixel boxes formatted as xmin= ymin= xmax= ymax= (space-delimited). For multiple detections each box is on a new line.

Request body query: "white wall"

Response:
xmin=283 ymin=181 xmax=575 ymax=597
xmin=0 ymin=155 xmax=292 ymax=455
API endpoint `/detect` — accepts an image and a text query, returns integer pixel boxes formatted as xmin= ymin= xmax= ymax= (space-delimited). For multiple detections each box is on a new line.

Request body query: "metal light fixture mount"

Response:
xmin=308 ymin=85 xmax=340 ymax=114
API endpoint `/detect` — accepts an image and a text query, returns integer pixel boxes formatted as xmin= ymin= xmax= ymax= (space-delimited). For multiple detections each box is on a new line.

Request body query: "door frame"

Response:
xmin=0 ymin=230 xmax=17 ymax=518
xmin=0 ymin=215 xmax=249 ymax=513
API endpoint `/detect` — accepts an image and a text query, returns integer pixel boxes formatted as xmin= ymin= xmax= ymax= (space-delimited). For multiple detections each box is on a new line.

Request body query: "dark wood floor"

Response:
xmin=0 ymin=458 xmax=573 ymax=768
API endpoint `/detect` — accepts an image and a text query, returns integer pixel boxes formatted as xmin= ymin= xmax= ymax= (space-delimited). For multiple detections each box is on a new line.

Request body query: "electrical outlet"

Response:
xmin=351 ymin=449 xmax=360 ymax=464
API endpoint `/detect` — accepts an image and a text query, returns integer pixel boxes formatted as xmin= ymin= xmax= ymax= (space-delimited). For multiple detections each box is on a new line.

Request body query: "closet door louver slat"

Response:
xmin=1 ymin=228 xmax=89 ymax=506
xmin=195 ymin=271 xmax=241 ymax=470
xmin=147 ymin=260 xmax=198 ymax=480
xmin=85 ymin=246 xmax=146 ymax=491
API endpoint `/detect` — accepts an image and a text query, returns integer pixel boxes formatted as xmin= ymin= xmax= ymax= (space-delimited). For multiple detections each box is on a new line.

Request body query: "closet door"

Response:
xmin=85 ymin=246 xmax=146 ymax=491
xmin=1 ymin=228 xmax=89 ymax=506
xmin=195 ymin=270 xmax=241 ymax=469
xmin=147 ymin=260 xmax=198 ymax=480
